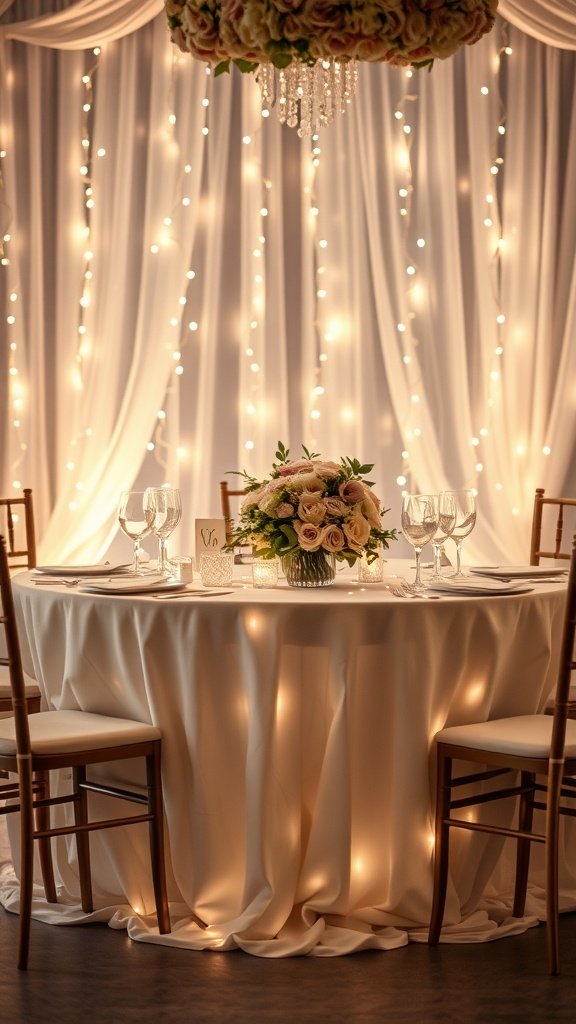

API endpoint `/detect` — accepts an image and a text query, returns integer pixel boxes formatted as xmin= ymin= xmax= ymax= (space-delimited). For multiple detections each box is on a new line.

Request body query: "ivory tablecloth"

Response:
xmin=1 ymin=561 xmax=571 ymax=956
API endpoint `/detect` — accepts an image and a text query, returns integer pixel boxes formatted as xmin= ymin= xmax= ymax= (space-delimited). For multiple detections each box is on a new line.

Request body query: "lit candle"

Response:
xmin=252 ymin=559 xmax=278 ymax=588
xmin=358 ymin=549 xmax=384 ymax=583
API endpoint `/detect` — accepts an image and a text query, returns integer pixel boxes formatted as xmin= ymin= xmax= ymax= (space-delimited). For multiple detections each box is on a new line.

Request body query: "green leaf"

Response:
xmin=214 ymin=60 xmax=231 ymax=77
xmin=270 ymin=51 xmax=293 ymax=70
xmin=233 ymin=58 xmax=259 ymax=74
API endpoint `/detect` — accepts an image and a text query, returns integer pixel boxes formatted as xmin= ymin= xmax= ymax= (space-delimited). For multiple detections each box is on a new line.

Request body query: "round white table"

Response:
xmin=2 ymin=561 xmax=571 ymax=956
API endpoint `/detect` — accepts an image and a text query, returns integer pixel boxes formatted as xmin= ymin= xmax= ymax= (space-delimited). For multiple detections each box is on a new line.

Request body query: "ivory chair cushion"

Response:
xmin=437 ymin=714 xmax=576 ymax=758
xmin=0 ymin=710 xmax=162 ymax=755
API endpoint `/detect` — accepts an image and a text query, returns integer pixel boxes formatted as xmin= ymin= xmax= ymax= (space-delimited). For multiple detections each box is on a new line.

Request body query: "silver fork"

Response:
xmin=36 ymin=580 xmax=81 ymax=587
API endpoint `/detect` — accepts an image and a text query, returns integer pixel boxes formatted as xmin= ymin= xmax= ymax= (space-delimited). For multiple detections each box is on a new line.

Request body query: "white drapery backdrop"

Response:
xmin=0 ymin=1 xmax=575 ymax=565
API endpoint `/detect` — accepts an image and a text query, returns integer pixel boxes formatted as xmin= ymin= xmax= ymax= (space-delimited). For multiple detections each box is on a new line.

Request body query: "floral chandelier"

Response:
xmin=165 ymin=1 xmax=499 ymax=137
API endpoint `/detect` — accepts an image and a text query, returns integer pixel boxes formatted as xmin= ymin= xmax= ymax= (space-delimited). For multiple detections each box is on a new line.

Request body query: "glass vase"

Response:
xmin=282 ymin=549 xmax=336 ymax=588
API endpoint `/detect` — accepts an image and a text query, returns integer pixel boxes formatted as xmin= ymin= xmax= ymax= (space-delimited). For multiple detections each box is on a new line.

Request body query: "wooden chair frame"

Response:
xmin=219 ymin=479 xmax=247 ymax=547
xmin=429 ymin=535 xmax=576 ymax=974
xmin=0 ymin=489 xmax=40 ymax=715
xmin=0 ymin=488 xmax=37 ymax=570
xmin=0 ymin=534 xmax=170 ymax=969
xmin=530 ymin=488 xmax=576 ymax=564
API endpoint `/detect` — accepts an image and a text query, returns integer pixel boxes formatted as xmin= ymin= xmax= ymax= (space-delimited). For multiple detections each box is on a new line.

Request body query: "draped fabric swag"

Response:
xmin=0 ymin=1 xmax=574 ymax=565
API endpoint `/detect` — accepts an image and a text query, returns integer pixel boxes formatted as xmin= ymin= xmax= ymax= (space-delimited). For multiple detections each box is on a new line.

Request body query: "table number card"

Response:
xmin=195 ymin=519 xmax=227 ymax=561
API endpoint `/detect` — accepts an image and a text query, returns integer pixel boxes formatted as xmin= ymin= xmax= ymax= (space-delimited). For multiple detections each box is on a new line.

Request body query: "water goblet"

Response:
xmin=146 ymin=487 xmax=182 ymax=576
xmin=401 ymin=494 xmax=439 ymax=592
xmin=117 ymin=490 xmax=155 ymax=575
xmin=446 ymin=489 xmax=477 ymax=578
xmin=430 ymin=492 xmax=457 ymax=581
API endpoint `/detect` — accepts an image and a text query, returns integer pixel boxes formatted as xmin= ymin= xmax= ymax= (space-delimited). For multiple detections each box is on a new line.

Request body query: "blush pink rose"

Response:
xmin=294 ymin=521 xmax=322 ymax=551
xmin=277 ymin=459 xmax=315 ymax=476
xmin=339 ymin=479 xmax=366 ymax=505
xmin=320 ymin=524 xmax=345 ymax=553
xmin=276 ymin=502 xmax=295 ymax=518
xmin=323 ymin=496 xmax=348 ymax=517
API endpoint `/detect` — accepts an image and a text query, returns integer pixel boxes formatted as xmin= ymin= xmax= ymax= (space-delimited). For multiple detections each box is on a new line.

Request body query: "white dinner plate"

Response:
xmin=34 ymin=563 xmax=132 ymax=577
xmin=79 ymin=576 xmax=187 ymax=595
xmin=470 ymin=565 xmax=568 ymax=580
xmin=428 ymin=578 xmax=534 ymax=596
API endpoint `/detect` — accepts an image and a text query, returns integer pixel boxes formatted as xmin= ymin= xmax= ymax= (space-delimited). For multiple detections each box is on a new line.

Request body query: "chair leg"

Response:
xmin=146 ymin=748 xmax=170 ymax=934
xmin=72 ymin=765 xmax=93 ymax=914
xmin=545 ymin=762 xmax=563 ymax=975
xmin=513 ymin=771 xmax=535 ymax=918
xmin=17 ymin=758 xmax=35 ymax=970
xmin=34 ymin=770 xmax=58 ymax=904
xmin=428 ymin=748 xmax=452 ymax=945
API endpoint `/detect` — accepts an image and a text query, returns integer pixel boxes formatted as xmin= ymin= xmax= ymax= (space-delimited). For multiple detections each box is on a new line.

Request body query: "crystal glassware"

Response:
xmin=146 ymin=487 xmax=182 ymax=577
xmin=401 ymin=494 xmax=440 ymax=592
xmin=446 ymin=489 xmax=477 ymax=578
xmin=117 ymin=490 xmax=155 ymax=576
xmin=430 ymin=492 xmax=457 ymax=581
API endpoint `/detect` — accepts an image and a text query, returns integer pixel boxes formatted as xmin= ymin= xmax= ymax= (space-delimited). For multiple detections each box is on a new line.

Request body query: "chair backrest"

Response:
xmin=550 ymin=535 xmax=576 ymax=757
xmin=0 ymin=535 xmax=32 ymax=755
xmin=530 ymin=488 xmax=576 ymax=565
xmin=219 ymin=480 xmax=247 ymax=547
xmin=0 ymin=489 xmax=37 ymax=569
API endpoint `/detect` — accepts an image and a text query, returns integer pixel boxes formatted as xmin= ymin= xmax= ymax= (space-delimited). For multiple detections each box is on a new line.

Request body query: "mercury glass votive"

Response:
xmin=199 ymin=551 xmax=234 ymax=587
xmin=252 ymin=559 xmax=278 ymax=588
xmin=358 ymin=549 xmax=384 ymax=583
xmin=170 ymin=556 xmax=193 ymax=583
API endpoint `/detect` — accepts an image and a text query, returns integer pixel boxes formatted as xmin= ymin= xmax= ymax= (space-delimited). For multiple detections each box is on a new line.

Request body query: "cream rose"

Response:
xmin=294 ymin=521 xmax=323 ymax=551
xmin=343 ymin=513 xmax=371 ymax=548
xmin=298 ymin=498 xmax=326 ymax=525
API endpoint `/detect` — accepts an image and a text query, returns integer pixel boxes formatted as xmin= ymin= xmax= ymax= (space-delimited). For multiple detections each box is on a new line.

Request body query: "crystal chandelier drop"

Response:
xmin=256 ymin=59 xmax=358 ymax=138
xmin=165 ymin=2 xmax=499 ymax=137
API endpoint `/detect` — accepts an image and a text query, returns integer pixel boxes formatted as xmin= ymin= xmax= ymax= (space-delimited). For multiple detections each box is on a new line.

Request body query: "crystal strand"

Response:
xmin=297 ymin=63 xmax=312 ymax=138
xmin=278 ymin=68 xmax=287 ymax=124
xmin=333 ymin=60 xmax=343 ymax=121
xmin=286 ymin=65 xmax=298 ymax=128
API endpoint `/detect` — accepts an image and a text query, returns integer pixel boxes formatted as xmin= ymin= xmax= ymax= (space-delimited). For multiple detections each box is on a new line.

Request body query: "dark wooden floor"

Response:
xmin=2 ymin=818 xmax=576 ymax=1023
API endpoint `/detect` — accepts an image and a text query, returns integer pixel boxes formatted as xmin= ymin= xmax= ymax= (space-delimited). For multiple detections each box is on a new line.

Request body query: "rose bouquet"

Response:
xmin=226 ymin=442 xmax=397 ymax=578
xmin=165 ymin=1 xmax=498 ymax=74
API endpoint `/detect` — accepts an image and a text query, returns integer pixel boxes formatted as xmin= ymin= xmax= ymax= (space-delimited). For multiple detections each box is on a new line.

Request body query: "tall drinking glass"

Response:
xmin=401 ymin=494 xmax=439 ymax=592
xmin=430 ymin=492 xmax=457 ymax=581
xmin=117 ymin=490 xmax=155 ymax=575
xmin=146 ymin=487 xmax=182 ymax=576
xmin=446 ymin=489 xmax=477 ymax=578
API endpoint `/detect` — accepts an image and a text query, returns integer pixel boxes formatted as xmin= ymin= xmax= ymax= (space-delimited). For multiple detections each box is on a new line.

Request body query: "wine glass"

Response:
xmin=146 ymin=487 xmax=182 ymax=577
xmin=430 ymin=492 xmax=457 ymax=581
xmin=401 ymin=494 xmax=439 ymax=592
xmin=446 ymin=489 xmax=477 ymax=578
xmin=117 ymin=490 xmax=155 ymax=575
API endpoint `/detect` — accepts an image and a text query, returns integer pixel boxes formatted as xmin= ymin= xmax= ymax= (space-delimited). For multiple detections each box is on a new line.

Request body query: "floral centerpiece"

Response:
xmin=226 ymin=442 xmax=397 ymax=587
xmin=165 ymin=1 xmax=499 ymax=74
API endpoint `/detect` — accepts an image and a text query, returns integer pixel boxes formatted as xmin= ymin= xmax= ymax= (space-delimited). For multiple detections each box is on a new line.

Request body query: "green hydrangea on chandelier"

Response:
xmin=225 ymin=441 xmax=397 ymax=566
xmin=165 ymin=0 xmax=499 ymax=75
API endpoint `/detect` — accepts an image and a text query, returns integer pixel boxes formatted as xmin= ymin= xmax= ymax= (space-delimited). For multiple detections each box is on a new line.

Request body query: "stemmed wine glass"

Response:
xmin=446 ymin=489 xmax=477 ymax=578
xmin=146 ymin=487 xmax=182 ymax=577
xmin=401 ymin=493 xmax=439 ymax=592
xmin=117 ymin=490 xmax=155 ymax=576
xmin=430 ymin=492 xmax=457 ymax=581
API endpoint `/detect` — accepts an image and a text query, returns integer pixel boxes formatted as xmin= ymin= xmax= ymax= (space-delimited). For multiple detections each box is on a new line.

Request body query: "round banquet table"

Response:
xmin=2 ymin=560 xmax=574 ymax=957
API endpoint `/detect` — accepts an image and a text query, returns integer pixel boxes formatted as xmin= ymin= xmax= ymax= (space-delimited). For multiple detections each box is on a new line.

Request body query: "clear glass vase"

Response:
xmin=282 ymin=549 xmax=336 ymax=588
